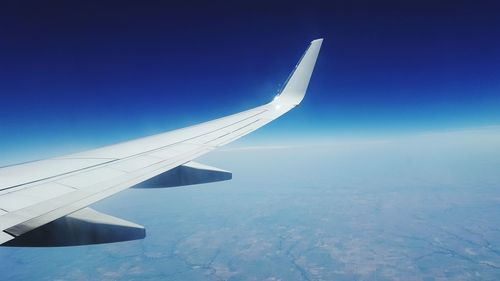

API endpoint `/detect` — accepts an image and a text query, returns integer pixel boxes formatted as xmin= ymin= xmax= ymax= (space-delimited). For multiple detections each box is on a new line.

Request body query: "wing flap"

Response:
xmin=0 ymin=158 xmax=115 ymax=192
xmin=56 ymin=168 xmax=126 ymax=189
xmin=0 ymin=182 xmax=75 ymax=212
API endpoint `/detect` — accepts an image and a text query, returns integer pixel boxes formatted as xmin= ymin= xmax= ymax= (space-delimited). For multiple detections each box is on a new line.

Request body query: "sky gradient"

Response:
xmin=1 ymin=0 xmax=499 ymax=164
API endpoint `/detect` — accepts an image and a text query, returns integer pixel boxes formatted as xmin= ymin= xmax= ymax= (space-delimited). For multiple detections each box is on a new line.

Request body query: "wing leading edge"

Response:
xmin=0 ymin=39 xmax=323 ymax=246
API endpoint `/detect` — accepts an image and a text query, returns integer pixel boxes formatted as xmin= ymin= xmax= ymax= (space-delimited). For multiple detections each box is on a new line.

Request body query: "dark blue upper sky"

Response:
xmin=1 ymin=0 xmax=500 ymax=162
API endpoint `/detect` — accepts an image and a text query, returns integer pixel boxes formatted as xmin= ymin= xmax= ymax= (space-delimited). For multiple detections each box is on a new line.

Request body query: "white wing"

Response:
xmin=0 ymin=39 xmax=323 ymax=246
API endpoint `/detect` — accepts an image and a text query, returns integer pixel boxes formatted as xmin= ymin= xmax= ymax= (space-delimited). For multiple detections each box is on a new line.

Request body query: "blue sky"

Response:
xmin=1 ymin=0 xmax=499 ymax=164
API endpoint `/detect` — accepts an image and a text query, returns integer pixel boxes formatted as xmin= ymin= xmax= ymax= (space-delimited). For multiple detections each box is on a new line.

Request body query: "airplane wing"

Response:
xmin=0 ymin=39 xmax=323 ymax=246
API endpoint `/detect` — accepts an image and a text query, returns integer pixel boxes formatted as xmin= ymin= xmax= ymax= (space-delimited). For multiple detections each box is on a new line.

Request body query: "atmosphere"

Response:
xmin=2 ymin=2 xmax=500 ymax=281
xmin=1 ymin=1 xmax=500 ymax=164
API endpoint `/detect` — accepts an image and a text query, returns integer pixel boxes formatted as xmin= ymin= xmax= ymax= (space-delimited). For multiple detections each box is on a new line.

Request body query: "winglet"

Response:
xmin=274 ymin=38 xmax=323 ymax=106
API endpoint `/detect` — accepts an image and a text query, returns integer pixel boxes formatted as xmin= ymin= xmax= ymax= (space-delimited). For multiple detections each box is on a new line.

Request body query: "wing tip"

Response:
xmin=311 ymin=38 xmax=324 ymax=44
xmin=274 ymin=38 xmax=323 ymax=106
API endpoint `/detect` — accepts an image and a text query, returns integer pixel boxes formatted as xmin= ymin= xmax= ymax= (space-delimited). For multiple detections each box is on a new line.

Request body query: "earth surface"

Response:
xmin=1 ymin=129 xmax=500 ymax=281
